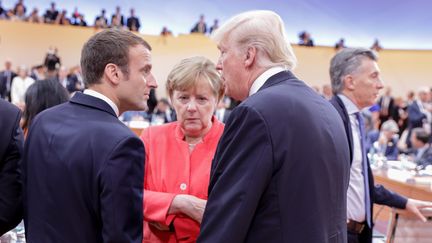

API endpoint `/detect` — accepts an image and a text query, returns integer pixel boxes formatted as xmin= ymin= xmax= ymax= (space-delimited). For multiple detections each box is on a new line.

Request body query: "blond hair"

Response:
xmin=212 ymin=10 xmax=297 ymax=70
xmin=166 ymin=56 xmax=224 ymax=101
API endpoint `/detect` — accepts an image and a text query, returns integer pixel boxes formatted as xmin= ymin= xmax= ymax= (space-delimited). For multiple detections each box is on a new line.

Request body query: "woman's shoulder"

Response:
xmin=140 ymin=122 xmax=177 ymax=142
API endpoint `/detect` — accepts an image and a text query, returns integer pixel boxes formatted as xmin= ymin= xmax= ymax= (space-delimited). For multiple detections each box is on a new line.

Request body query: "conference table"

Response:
xmin=371 ymin=162 xmax=432 ymax=236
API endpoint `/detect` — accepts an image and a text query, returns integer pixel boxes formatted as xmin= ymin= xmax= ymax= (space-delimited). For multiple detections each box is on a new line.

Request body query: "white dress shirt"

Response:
xmin=248 ymin=66 xmax=285 ymax=97
xmin=11 ymin=76 xmax=35 ymax=104
xmin=338 ymin=94 xmax=367 ymax=222
xmin=83 ymin=89 xmax=119 ymax=117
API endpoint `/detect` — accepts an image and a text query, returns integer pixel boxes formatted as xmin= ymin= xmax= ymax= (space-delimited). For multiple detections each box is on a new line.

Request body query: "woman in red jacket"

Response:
xmin=140 ymin=56 xmax=224 ymax=242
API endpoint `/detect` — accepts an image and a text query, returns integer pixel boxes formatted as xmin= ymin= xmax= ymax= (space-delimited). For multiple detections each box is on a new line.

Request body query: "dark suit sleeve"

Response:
xmin=407 ymin=103 xmax=426 ymax=127
xmin=198 ymin=106 xmax=273 ymax=243
xmin=99 ymin=136 xmax=144 ymax=243
xmin=370 ymin=160 xmax=407 ymax=209
xmin=0 ymin=109 xmax=24 ymax=235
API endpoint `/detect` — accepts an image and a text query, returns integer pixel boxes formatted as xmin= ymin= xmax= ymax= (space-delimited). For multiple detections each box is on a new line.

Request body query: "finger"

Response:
xmin=412 ymin=208 xmax=427 ymax=222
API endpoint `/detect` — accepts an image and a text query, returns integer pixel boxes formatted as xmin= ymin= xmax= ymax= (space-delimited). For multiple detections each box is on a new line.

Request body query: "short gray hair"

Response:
xmin=329 ymin=48 xmax=378 ymax=94
xmin=212 ymin=10 xmax=297 ymax=70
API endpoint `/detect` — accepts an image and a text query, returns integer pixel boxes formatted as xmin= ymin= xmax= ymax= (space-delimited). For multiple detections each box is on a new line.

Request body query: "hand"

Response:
xmin=169 ymin=194 xmax=207 ymax=223
xmin=405 ymin=198 xmax=432 ymax=222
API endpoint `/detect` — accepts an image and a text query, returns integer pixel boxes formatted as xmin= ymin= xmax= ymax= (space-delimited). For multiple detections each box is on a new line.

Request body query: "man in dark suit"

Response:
xmin=377 ymin=87 xmax=394 ymax=127
xmin=0 ymin=99 xmax=24 ymax=235
xmin=329 ymin=48 xmax=432 ymax=243
xmin=0 ymin=60 xmax=17 ymax=101
xmin=127 ymin=8 xmax=141 ymax=31
xmin=198 ymin=10 xmax=350 ymax=243
xmin=23 ymin=29 xmax=157 ymax=242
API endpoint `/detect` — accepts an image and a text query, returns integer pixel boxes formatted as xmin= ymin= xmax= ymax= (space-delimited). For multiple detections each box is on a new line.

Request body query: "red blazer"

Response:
xmin=140 ymin=117 xmax=224 ymax=242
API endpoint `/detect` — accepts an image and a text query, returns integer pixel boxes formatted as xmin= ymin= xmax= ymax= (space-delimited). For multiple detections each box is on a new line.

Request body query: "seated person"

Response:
xmin=140 ymin=56 xmax=224 ymax=242
xmin=410 ymin=127 xmax=432 ymax=169
xmin=369 ymin=119 xmax=400 ymax=160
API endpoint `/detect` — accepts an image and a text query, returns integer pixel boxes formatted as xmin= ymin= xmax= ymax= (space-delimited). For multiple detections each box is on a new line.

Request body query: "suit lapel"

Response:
xmin=330 ymin=95 xmax=354 ymax=165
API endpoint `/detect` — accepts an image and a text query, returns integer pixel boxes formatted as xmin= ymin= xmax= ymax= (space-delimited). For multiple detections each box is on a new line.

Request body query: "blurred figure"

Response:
xmin=0 ymin=99 xmax=24 ymax=235
xmin=141 ymin=56 xmax=224 ymax=242
xmin=44 ymin=46 xmax=61 ymax=78
xmin=0 ymin=60 xmax=17 ymax=101
xmin=22 ymin=79 xmax=69 ymax=136
xmin=151 ymin=98 xmax=175 ymax=125
xmin=43 ymin=2 xmax=58 ymax=23
xmin=369 ymin=119 xmax=400 ymax=160
xmin=30 ymin=64 xmax=46 ymax=81
xmin=111 ymin=6 xmax=124 ymax=26
xmin=160 ymin=26 xmax=172 ymax=36
xmin=370 ymin=39 xmax=382 ymax=52
xmin=54 ymin=9 xmax=70 ymax=25
xmin=190 ymin=14 xmax=207 ymax=34
xmin=322 ymin=83 xmax=333 ymax=100
xmin=72 ymin=14 xmax=87 ymax=26
xmin=298 ymin=31 xmax=314 ymax=47
xmin=410 ymin=127 xmax=432 ymax=169
xmin=335 ymin=38 xmax=346 ymax=50
xmin=209 ymin=19 xmax=219 ymax=34
xmin=215 ymin=97 xmax=231 ymax=123
xmin=11 ymin=65 xmax=34 ymax=109
xmin=406 ymin=87 xmax=432 ymax=148
xmin=94 ymin=9 xmax=108 ymax=28
xmin=377 ymin=86 xmax=394 ymax=128
xmin=27 ymin=7 xmax=43 ymax=23
xmin=127 ymin=8 xmax=140 ymax=31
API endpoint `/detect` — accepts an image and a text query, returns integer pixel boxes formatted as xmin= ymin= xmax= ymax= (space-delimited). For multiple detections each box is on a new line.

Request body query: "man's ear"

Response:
xmin=104 ymin=63 xmax=121 ymax=85
xmin=343 ymin=75 xmax=355 ymax=91
xmin=244 ymin=46 xmax=257 ymax=68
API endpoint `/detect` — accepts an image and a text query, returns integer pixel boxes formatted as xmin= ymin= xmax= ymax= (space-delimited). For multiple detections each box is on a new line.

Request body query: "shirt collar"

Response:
xmin=248 ymin=66 xmax=286 ymax=97
xmin=83 ymin=89 xmax=119 ymax=117
xmin=338 ymin=94 xmax=360 ymax=115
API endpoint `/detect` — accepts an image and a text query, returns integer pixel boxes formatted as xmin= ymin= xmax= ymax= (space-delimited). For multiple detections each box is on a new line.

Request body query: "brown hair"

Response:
xmin=80 ymin=28 xmax=151 ymax=86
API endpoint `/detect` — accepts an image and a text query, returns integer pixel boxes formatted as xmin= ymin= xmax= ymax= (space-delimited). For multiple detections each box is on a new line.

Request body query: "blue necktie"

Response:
xmin=355 ymin=112 xmax=371 ymax=226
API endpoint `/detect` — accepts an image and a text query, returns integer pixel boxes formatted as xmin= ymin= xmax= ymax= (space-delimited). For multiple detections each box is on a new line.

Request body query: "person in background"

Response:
xmin=298 ymin=31 xmax=314 ymax=47
xmin=140 ymin=56 xmax=224 ymax=242
xmin=21 ymin=79 xmax=69 ymax=136
xmin=410 ymin=127 xmax=432 ymax=169
xmin=368 ymin=119 xmax=400 ymax=160
xmin=127 ymin=8 xmax=140 ymax=31
xmin=190 ymin=14 xmax=207 ymax=34
xmin=11 ymin=65 xmax=34 ymax=110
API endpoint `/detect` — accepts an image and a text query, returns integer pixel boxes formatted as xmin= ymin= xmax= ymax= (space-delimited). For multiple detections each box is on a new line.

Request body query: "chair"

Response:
xmin=386 ymin=208 xmax=432 ymax=242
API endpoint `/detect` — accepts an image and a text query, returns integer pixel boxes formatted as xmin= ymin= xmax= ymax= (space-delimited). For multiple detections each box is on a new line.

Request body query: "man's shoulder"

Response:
xmin=0 ymin=99 xmax=20 ymax=115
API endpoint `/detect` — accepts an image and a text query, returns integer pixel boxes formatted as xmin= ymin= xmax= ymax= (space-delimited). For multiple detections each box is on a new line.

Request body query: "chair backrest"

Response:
xmin=386 ymin=208 xmax=432 ymax=243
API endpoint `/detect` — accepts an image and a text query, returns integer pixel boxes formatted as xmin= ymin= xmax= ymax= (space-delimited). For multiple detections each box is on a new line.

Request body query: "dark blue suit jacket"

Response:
xmin=23 ymin=92 xmax=144 ymax=242
xmin=330 ymin=95 xmax=407 ymax=243
xmin=0 ymin=99 xmax=24 ymax=234
xmin=198 ymin=71 xmax=350 ymax=243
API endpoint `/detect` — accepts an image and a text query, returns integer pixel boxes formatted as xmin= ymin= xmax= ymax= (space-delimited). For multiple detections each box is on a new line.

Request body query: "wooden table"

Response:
xmin=372 ymin=167 xmax=432 ymax=234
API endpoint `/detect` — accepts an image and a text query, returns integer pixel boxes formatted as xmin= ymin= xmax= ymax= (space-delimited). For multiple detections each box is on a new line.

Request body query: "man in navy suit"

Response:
xmin=23 ymin=29 xmax=157 ymax=242
xmin=329 ymin=48 xmax=432 ymax=243
xmin=0 ymin=99 xmax=24 ymax=235
xmin=198 ymin=10 xmax=350 ymax=243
